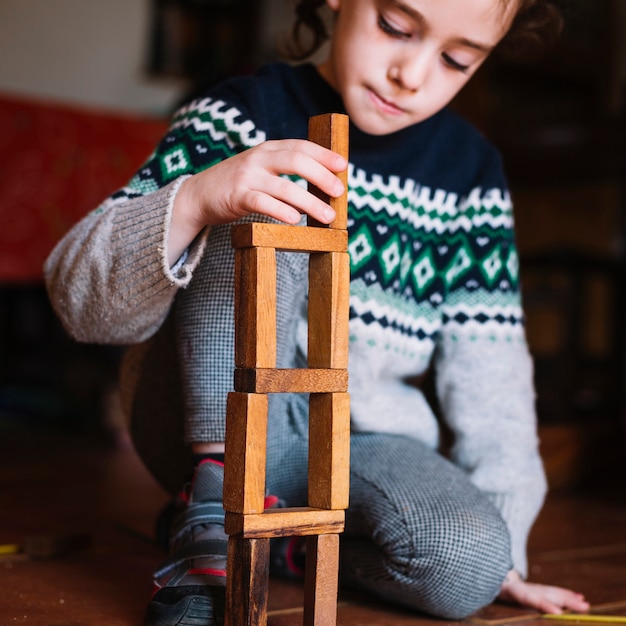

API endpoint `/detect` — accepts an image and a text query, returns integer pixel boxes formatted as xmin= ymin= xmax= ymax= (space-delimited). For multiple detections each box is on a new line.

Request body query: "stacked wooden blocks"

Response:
xmin=224 ymin=113 xmax=350 ymax=626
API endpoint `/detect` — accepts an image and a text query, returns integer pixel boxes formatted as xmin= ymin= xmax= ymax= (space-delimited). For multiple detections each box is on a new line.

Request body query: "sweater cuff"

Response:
xmin=161 ymin=175 xmax=209 ymax=285
xmin=111 ymin=177 xmax=208 ymax=292
xmin=485 ymin=477 xmax=547 ymax=579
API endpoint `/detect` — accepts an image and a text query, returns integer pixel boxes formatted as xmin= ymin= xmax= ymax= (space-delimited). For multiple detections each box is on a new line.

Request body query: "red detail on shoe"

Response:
xmin=264 ymin=495 xmax=280 ymax=509
xmin=197 ymin=458 xmax=225 ymax=468
xmin=187 ymin=567 xmax=227 ymax=578
xmin=286 ymin=538 xmax=305 ymax=576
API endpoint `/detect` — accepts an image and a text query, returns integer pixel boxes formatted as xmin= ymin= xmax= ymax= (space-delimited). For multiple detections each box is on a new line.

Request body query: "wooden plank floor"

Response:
xmin=1 ymin=425 xmax=625 ymax=626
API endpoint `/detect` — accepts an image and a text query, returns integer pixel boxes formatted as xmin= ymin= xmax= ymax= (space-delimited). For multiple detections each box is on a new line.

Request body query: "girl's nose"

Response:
xmin=388 ymin=50 xmax=432 ymax=92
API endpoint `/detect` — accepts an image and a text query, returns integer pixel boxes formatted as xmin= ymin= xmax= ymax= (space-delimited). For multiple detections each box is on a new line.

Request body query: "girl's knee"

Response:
xmin=347 ymin=436 xmax=513 ymax=617
xmin=395 ymin=507 xmax=512 ymax=618
xmin=343 ymin=504 xmax=511 ymax=619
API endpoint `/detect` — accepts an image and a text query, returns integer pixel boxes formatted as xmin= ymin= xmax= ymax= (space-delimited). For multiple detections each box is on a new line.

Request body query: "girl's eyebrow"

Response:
xmin=389 ymin=0 xmax=495 ymax=53
xmin=455 ymin=37 xmax=494 ymax=53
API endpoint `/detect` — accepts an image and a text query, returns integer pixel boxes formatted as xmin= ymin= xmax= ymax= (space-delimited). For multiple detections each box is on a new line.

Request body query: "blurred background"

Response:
xmin=0 ymin=0 xmax=624 ymax=491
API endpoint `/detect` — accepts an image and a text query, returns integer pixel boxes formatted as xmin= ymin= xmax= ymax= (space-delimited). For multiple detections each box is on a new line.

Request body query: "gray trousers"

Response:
xmin=131 ymin=338 xmax=512 ymax=620
xmin=265 ymin=393 xmax=511 ymax=620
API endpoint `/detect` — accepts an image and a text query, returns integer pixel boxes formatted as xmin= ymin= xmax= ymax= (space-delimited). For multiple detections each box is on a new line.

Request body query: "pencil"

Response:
xmin=543 ymin=615 xmax=626 ymax=623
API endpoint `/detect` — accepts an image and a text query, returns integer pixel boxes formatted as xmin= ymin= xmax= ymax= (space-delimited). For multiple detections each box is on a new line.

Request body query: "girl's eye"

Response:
xmin=378 ymin=15 xmax=411 ymax=40
xmin=442 ymin=53 xmax=470 ymax=73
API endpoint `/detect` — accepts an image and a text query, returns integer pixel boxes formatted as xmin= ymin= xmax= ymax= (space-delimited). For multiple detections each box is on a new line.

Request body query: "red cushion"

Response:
xmin=0 ymin=93 xmax=168 ymax=283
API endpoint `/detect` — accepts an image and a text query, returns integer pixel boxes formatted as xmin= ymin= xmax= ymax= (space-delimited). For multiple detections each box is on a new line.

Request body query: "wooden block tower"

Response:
xmin=224 ymin=113 xmax=350 ymax=626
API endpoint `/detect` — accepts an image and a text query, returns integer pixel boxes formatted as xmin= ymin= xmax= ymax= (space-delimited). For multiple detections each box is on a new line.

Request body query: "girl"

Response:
xmin=45 ymin=0 xmax=589 ymax=624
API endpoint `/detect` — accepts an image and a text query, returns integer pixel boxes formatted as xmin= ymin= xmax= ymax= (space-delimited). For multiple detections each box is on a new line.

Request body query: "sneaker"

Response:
xmin=270 ymin=536 xmax=307 ymax=581
xmin=143 ymin=459 xmax=227 ymax=626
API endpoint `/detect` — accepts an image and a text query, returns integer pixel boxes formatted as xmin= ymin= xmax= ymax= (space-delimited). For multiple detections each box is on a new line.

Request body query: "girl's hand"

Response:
xmin=498 ymin=570 xmax=590 ymax=615
xmin=168 ymin=139 xmax=347 ymax=263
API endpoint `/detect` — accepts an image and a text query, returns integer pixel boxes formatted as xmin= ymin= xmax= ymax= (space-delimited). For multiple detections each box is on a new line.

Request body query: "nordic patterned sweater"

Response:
xmin=44 ymin=62 xmax=546 ymax=577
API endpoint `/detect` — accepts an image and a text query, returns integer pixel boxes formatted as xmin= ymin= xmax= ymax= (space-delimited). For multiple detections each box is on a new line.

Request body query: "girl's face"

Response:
xmin=318 ymin=0 xmax=518 ymax=136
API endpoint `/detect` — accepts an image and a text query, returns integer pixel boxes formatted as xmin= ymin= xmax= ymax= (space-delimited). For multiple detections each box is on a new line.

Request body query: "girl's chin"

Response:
xmin=342 ymin=93 xmax=422 ymax=135
xmin=346 ymin=110 xmax=411 ymax=136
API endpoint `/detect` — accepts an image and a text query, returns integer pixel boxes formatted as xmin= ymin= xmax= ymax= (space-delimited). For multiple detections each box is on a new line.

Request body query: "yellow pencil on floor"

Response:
xmin=543 ymin=614 xmax=626 ymax=623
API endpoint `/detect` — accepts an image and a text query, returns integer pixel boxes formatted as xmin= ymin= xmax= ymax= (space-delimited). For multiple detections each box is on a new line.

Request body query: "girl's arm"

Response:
xmin=435 ymin=317 xmax=590 ymax=614
xmin=435 ymin=328 xmax=544 ymax=577
xmin=167 ymin=138 xmax=346 ymax=265
xmin=44 ymin=177 xmax=203 ymax=345
xmin=44 ymin=137 xmax=346 ymax=346
xmin=433 ymin=171 xmax=588 ymax=612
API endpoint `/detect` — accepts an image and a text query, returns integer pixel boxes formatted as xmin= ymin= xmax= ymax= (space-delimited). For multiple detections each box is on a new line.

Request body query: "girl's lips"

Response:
xmin=368 ymin=88 xmax=404 ymax=116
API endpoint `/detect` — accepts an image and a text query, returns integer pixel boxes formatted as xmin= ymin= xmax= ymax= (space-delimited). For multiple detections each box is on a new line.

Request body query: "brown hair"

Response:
xmin=287 ymin=0 xmax=328 ymax=60
xmin=286 ymin=0 xmax=565 ymax=61
xmin=498 ymin=0 xmax=565 ymax=58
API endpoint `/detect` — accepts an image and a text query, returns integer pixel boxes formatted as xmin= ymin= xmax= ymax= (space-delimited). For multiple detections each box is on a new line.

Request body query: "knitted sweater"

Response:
xmin=44 ymin=62 xmax=546 ymax=577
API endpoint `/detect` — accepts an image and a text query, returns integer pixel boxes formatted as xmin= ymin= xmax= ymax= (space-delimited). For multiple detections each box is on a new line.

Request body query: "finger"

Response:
xmin=270 ymin=148 xmax=345 ymax=203
xmin=565 ymin=596 xmax=590 ymax=612
xmin=246 ymin=176 xmax=336 ymax=224
xmin=271 ymin=175 xmax=337 ymax=222
xmin=544 ymin=588 xmax=589 ymax=613
xmin=525 ymin=586 xmax=589 ymax=615
xmin=518 ymin=588 xmax=565 ymax=614
xmin=264 ymin=139 xmax=348 ymax=173
xmin=203 ymin=141 xmax=347 ymax=225
xmin=245 ymin=193 xmax=303 ymax=225
xmin=256 ymin=141 xmax=347 ymax=204
xmin=539 ymin=600 xmax=565 ymax=615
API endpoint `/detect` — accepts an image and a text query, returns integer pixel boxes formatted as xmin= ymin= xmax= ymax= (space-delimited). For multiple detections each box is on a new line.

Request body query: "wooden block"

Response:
xmin=223 ymin=392 xmax=268 ymax=515
xmin=225 ymin=507 xmax=345 ymax=538
xmin=234 ymin=247 xmax=277 ymax=369
xmin=234 ymin=368 xmax=348 ymax=394
xmin=225 ymin=113 xmax=350 ymax=626
xmin=307 ymin=113 xmax=349 ymax=230
xmin=231 ymin=222 xmax=347 ymax=253
xmin=308 ymin=393 xmax=350 ymax=510
xmin=225 ymin=536 xmax=270 ymax=626
xmin=308 ymin=251 xmax=350 ymax=369
xmin=303 ymin=534 xmax=340 ymax=626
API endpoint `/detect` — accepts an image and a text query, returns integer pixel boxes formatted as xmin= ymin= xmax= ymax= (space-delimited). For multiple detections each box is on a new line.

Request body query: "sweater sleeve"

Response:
xmin=435 ymin=332 xmax=546 ymax=577
xmin=44 ymin=176 xmax=208 ymax=345
xmin=433 ymin=186 xmax=547 ymax=578
xmin=165 ymin=78 xmax=310 ymax=443
xmin=44 ymin=91 xmax=266 ymax=346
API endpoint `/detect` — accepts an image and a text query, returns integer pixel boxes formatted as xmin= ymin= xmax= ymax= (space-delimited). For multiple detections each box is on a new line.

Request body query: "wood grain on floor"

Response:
xmin=1 ymin=427 xmax=625 ymax=626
